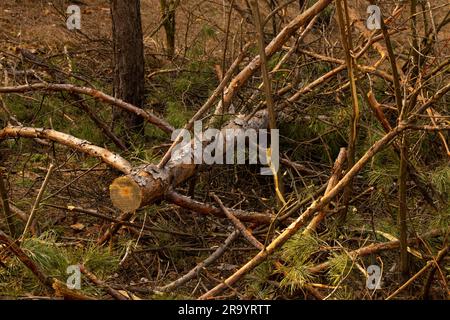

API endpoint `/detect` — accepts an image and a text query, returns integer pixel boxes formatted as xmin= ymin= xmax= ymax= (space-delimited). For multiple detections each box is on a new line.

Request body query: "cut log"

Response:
xmin=110 ymin=110 xmax=269 ymax=212
xmin=110 ymin=161 xmax=197 ymax=213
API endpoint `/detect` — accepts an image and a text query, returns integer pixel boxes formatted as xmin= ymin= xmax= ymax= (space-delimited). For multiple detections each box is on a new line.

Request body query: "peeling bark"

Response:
xmin=0 ymin=126 xmax=132 ymax=174
xmin=110 ymin=110 xmax=269 ymax=212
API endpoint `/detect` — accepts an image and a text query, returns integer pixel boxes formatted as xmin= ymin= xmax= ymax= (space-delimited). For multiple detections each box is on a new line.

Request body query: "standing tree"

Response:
xmin=160 ymin=0 xmax=179 ymax=58
xmin=110 ymin=0 xmax=145 ymax=136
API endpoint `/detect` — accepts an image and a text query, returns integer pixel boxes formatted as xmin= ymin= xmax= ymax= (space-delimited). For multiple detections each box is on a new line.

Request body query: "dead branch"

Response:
xmin=366 ymin=91 xmax=393 ymax=132
xmin=22 ymin=163 xmax=55 ymax=238
xmin=14 ymin=48 xmax=127 ymax=150
xmin=216 ymin=0 xmax=334 ymax=113
xmin=412 ymin=82 xmax=450 ymax=117
xmin=364 ymin=90 xmax=439 ymax=209
xmin=426 ymin=108 xmax=450 ymax=157
xmin=52 ymin=280 xmax=96 ymax=300
xmin=280 ymin=158 xmax=320 ymax=176
xmin=0 ymin=96 xmax=50 ymax=147
xmin=380 ymin=11 xmax=410 ymax=278
xmin=212 ymin=193 xmax=263 ymax=250
xmin=165 ymin=190 xmax=273 ymax=225
xmin=158 ymin=42 xmax=252 ymax=168
xmin=8 ymin=203 xmax=28 ymax=222
xmin=0 ymin=126 xmax=132 ymax=174
xmin=42 ymin=203 xmax=191 ymax=237
xmin=308 ymin=228 xmax=449 ymax=274
xmin=156 ymin=230 xmax=240 ymax=292
xmin=406 ymin=124 xmax=450 ymax=131
xmin=250 ymin=0 xmax=284 ymax=205
xmin=0 ymin=230 xmax=54 ymax=290
xmin=284 ymin=12 xmax=402 ymax=103
xmin=79 ymin=264 xmax=129 ymax=300
xmin=422 ymin=244 xmax=449 ymax=299
xmin=386 ymin=245 xmax=449 ymax=300
xmin=0 ymin=83 xmax=174 ymax=134
xmin=303 ymin=147 xmax=347 ymax=234
xmin=97 ymin=211 xmax=134 ymax=246
xmin=335 ymin=0 xmax=359 ymax=223
xmin=199 ymin=123 xmax=409 ymax=299
xmin=0 ymin=169 xmax=15 ymax=236
xmin=75 ymin=98 xmax=127 ymax=151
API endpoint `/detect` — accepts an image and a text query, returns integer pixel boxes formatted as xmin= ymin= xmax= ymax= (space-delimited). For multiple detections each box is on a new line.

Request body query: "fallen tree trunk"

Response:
xmin=109 ymin=110 xmax=269 ymax=212
xmin=109 ymin=0 xmax=335 ymax=212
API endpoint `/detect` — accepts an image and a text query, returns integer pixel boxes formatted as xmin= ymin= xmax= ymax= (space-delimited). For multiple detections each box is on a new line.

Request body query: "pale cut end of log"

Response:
xmin=110 ymin=176 xmax=142 ymax=213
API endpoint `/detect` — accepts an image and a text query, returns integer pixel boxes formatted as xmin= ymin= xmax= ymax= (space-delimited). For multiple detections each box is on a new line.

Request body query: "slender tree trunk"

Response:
xmin=110 ymin=0 xmax=145 ymax=134
xmin=398 ymin=133 xmax=409 ymax=279
xmin=160 ymin=0 xmax=178 ymax=58
xmin=267 ymin=0 xmax=278 ymax=36
xmin=336 ymin=0 xmax=359 ymax=224
xmin=410 ymin=0 xmax=420 ymax=81
xmin=0 ymin=170 xmax=15 ymax=236
xmin=250 ymin=0 xmax=285 ymax=206
xmin=380 ymin=11 xmax=410 ymax=279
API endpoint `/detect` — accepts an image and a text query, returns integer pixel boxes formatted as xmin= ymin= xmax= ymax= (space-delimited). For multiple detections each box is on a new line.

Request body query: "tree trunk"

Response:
xmin=160 ymin=0 xmax=177 ymax=58
xmin=110 ymin=110 xmax=269 ymax=212
xmin=110 ymin=0 xmax=145 ymax=134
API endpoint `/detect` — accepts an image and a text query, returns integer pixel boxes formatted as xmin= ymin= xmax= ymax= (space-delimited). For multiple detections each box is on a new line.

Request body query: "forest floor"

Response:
xmin=0 ymin=0 xmax=449 ymax=300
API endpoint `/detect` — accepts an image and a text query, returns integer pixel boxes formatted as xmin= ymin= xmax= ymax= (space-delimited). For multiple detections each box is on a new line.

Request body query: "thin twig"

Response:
xmin=79 ymin=264 xmax=128 ymax=300
xmin=212 ymin=193 xmax=263 ymax=250
xmin=199 ymin=123 xmax=409 ymax=299
xmin=335 ymin=0 xmax=359 ymax=224
xmin=250 ymin=0 xmax=285 ymax=205
xmin=386 ymin=245 xmax=449 ymax=300
xmin=303 ymin=147 xmax=347 ymax=234
xmin=22 ymin=163 xmax=55 ymax=239
xmin=0 ymin=83 xmax=174 ymax=134
xmin=156 ymin=230 xmax=240 ymax=292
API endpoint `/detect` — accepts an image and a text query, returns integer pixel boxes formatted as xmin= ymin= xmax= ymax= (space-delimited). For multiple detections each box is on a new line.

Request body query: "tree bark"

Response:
xmin=110 ymin=110 xmax=269 ymax=212
xmin=111 ymin=0 xmax=146 ymax=133
xmin=0 ymin=169 xmax=15 ymax=236
xmin=160 ymin=0 xmax=178 ymax=58
xmin=0 ymin=126 xmax=132 ymax=174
